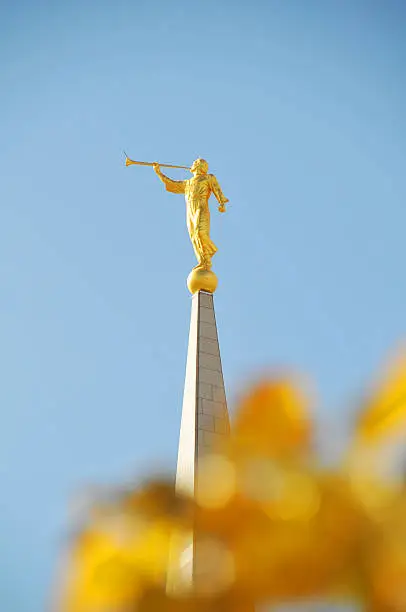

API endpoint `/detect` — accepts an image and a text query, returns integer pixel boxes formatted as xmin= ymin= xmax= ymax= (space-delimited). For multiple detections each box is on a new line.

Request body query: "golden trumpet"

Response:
xmin=124 ymin=152 xmax=190 ymax=171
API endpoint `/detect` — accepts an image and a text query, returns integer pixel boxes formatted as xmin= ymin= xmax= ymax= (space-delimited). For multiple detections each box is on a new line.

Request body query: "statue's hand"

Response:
xmin=152 ymin=162 xmax=161 ymax=174
xmin=218 ymin=204 xmax=226 ymax=213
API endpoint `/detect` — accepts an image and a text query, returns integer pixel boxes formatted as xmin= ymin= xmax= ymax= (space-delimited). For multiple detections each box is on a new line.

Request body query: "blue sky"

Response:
xmin=1 ymin=0 xmax=405 ymax=609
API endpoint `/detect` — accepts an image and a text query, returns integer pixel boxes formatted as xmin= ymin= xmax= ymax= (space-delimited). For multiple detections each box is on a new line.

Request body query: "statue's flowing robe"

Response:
xmin=160 ymin=173 xmax=228 ymax=269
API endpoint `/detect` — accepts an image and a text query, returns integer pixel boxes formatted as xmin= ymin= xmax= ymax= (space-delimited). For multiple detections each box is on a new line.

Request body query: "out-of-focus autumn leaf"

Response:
xmin=355 ymin=352 xmax=406 ymax=443
xmin=58 ymin=483 xmax=195 ymax=612
xmin=231 ymin=379 xmax=312 ymax=461
xmin=361 ymin=492 xmax=406 ymax=611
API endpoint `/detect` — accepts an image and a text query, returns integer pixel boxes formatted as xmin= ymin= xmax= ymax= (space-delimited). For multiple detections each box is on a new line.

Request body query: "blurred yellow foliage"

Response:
xmin=231 ymin=380 xmax=311 ymax=460
xmin=355 ymin=353 xmax=406 ymax=442
xmin=56 ymin=354 xmax=406 ymax=612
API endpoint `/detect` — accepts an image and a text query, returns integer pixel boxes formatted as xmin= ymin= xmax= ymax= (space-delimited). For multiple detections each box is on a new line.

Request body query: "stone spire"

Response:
xmin=167 ymin=290 xmax=231 ymax=594
xmin=175 ymin=290 xmax=230 ymax=498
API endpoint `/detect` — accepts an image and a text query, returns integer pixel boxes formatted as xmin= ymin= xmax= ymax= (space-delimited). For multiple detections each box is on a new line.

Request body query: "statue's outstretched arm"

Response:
xmin=153 ymin=163 xmax=186 ymax=195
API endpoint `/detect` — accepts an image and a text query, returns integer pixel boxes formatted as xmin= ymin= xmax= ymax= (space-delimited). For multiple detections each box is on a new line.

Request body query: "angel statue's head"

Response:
xmin=191 ymin=158 xmax=209 ymax=175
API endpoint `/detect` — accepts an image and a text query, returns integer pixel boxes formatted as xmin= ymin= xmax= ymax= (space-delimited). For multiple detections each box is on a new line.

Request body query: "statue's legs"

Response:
xmin=186 ymin=216 xmax=200 ymax=266
xmin=188 ymin=209 xmax=217 ymax=270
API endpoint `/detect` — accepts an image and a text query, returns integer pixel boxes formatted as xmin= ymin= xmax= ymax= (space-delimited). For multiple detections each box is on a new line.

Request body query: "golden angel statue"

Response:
xmin=153 ymin=158 xmax=229 ymax=273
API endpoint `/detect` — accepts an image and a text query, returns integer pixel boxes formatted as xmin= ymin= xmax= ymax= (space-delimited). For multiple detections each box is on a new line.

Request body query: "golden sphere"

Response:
xmin=187 ymin=268 xmax=218 ymax=294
